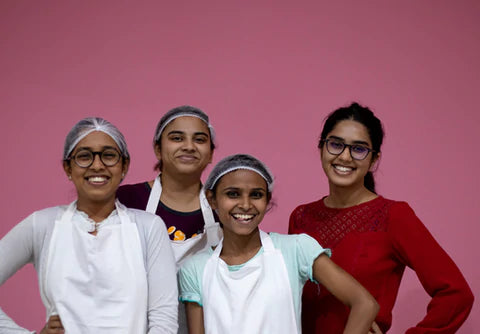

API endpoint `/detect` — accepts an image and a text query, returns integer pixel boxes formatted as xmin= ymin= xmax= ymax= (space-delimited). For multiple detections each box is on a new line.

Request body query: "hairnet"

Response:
xmin=63 ymin=117 xmax=130 ymax=160
xmin=205 ymin=154 xmax=274 ymax=192
xmin=153 ymin=105 xmax=216 ymax=145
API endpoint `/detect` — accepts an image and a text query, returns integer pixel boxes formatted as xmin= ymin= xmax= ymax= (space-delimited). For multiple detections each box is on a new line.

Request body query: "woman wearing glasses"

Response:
xmin=289 ymin=102 xmax=474 ymax=333
xmin=0 ymin=117 xmax=178 ymax=333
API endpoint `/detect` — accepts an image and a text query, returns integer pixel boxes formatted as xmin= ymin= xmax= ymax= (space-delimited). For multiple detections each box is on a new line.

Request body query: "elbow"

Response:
xmin=367 ymin=297 xmax=380 ymax=318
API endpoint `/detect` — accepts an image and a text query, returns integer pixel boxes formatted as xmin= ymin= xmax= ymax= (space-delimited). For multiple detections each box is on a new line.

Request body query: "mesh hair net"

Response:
xmin=153 ymin=105 xmax=216 ymax=145
xmin=63 ymin=117 xmax=130 ymax=160
xmin=205 ymin=154 xmax=274 ymax=192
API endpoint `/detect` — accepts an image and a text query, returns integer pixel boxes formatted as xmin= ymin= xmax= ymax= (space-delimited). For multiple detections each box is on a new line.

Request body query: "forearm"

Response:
xmin=343 ymin=299 xmax=379 ymax=334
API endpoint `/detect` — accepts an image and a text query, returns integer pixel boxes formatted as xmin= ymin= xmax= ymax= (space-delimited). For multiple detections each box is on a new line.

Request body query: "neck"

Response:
xmin=220 ymin=228 xmax=262 ymax=265
xmin=76 ymin=198 xmax=116 ymax=223
xmin=157 ymin=171 xmax=202 ymax=211
xmin=325 ymin=183 xmax=377 ymax=208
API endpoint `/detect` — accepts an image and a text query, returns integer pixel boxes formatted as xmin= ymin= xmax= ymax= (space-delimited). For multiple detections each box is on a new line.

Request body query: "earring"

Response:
xmin=122 ymin=173 xmax=125 ymax=177
xmin=68 ymin=175 xmax=72 ymax=180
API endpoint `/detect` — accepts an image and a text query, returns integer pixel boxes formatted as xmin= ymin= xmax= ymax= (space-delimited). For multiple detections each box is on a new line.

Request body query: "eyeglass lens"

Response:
xmin=326 ymin=140 xmax=370 ymax=160
xmin=74 ymin=149 xmax=120 ymax=167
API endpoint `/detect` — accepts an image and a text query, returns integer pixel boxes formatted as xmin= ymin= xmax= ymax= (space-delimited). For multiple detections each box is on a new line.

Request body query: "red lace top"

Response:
xmin=289 ymin=196 xmax=473 ymax=333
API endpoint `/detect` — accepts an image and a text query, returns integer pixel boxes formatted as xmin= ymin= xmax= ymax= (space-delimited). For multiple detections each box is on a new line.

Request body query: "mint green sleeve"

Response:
xmin=294 ymin=233 xmax=331 ymax=282
xmin=177 ymin=254 xmax=208 ymax=307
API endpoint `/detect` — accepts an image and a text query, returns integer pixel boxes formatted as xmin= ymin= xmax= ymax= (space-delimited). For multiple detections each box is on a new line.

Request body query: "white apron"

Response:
xmin=44 ymin=201 xmax=148 ymax=334
xmin=145 ymin=174 xmax=222 ymax=268
xmin=202 ymin=230 xmax=299 ymax=334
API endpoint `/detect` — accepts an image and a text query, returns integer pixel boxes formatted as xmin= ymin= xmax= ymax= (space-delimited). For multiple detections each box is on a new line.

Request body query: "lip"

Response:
xmin=332 ymin=164 xmax=356 ymax=175
xmin=231 ymin=213 xmax=257 ymax=225
xmin=84 ymin=175 xmax=111 ymax=185
xmin=177 ymin=154 xmax=198 ymax=163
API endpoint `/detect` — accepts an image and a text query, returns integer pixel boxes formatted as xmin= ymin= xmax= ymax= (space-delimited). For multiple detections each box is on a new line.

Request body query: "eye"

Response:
xmin=225 ymin=190 xmax=240 ymax=198
xmin=351 ymin=145 xmax=369 ymax=154
xmin=102 ymin=150 xmax=119 ymax=161
xmin=250 ymin=190 xmax=265 ymax=199
xmin=169 ymin=135 xmax=183 ymax=142
xmin=75 ymin=150 xmax=92 ymax=161
xmin=328 ymin=140 xmax=344 ymax=150
xmin=194 ymin=136 xmax=208 ymax=144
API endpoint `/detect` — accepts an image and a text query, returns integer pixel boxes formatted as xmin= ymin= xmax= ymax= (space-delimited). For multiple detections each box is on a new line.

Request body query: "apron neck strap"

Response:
xmin=212 ymin=230 xmax=273 ymax=258
xmin=146 ymin=173 xmax=216 ymax=228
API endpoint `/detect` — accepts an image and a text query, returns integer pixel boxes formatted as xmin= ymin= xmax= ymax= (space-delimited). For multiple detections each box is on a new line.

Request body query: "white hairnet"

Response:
xmin=205 ymin=154 xmax=274 ymax=192
xmin=63 ymin=117 xmax=130 ymax=160
xmin=153 ymin=105 xmax=216 ymax=145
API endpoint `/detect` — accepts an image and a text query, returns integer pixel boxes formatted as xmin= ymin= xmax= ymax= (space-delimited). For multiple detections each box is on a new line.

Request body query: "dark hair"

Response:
xmin=318 ymin=102 xmax=384 ymax=193
xmin=153 ymin=105 xmax=216 ymax=171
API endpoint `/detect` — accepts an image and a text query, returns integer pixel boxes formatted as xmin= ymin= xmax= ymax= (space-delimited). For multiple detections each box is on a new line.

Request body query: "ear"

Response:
xmin=63 ymin=161 xmax=72 ymax=180
xmin=154 ymin=143 xmax=162 ymax=161
xmin=122 ymin=158 xmax=130 ymax=178
xmin=206 ymin=190 xmax=217 ymax=210
xmin=370 ymin=152 xmax=381 ymax=171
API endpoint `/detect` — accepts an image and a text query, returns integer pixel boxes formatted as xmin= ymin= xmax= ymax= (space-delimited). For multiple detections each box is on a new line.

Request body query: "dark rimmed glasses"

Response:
xmin=322 ymin=139 xmax=375 ymax=161
xmin=69 ymin=148 xmax=121 ymax=168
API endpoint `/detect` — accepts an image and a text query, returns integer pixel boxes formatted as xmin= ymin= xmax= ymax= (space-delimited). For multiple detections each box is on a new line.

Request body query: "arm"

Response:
xmin=0 ymin=213 xmax=36 ymax=333
xmin=145 ymin=216 xmax=179 ymax=334
xmin=313 ymin=254 xmax=379 ymax=334
xmin=185 ymin=302 xmax=205 ymax=334
xmin=388 ymin=203 xmax=474 ymax=333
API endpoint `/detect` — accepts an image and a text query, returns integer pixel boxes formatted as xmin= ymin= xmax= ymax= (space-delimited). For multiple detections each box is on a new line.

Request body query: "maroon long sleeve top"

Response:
xmin=289 ymin=196 xmax=474 ymax=333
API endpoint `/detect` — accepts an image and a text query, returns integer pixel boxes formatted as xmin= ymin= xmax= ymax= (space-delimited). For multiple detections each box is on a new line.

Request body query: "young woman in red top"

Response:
xmin=289 ymin=102 xmax=474 ymax=333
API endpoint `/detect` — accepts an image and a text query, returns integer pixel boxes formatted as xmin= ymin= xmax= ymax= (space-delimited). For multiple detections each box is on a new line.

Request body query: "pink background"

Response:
xmin=0 ymin=1 xmax=478 ymax=332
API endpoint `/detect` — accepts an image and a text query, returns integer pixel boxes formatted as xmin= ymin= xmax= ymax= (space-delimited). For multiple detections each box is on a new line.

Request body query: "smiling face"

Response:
xmin=63 ymin=131 xmax=129 ymax=210
xmin=155 ymin=116 xmax=213 ymax=178
xmin=207 ymin=169 xmax=269 ymax=238
xmin=321 ymin=120 xmax=377 ymax=191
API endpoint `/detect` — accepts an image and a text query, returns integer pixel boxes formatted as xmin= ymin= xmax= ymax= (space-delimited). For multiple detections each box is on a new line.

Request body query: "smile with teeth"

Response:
xmin=232 ymin=213 xmax=255 ymax=222
xmin=86 ymin=176 xmax=109 ymax=184
xmin=333 ymin=165 xmax=355 ymax=173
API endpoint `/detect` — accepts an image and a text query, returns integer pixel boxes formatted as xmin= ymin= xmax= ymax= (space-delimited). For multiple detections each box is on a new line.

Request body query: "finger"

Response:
xmin=371 ymin=321 xmax=382 ymax=334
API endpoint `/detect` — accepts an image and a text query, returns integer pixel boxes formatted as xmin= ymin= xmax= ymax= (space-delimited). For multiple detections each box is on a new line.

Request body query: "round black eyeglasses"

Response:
xmin=322 ymin=139 xmax=375 ymax=161
xmin=69 ymin=148 xmax=121 ymax=168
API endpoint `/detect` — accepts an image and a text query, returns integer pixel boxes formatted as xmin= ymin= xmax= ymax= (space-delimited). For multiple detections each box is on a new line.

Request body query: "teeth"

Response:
xmin=334 ymin=165 xmax=353 ymax=172
xmin=233 ymin=214 xmax=254 ymax=221
xmin=88 ymin=176 xmax=107 ymax=182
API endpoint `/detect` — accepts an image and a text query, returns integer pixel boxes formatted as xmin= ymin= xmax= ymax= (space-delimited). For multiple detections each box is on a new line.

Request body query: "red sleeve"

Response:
xmin=388 ymin=202 xmax=474 ymax=334
xmin=288 ymin=205 xmax=303 ymax=234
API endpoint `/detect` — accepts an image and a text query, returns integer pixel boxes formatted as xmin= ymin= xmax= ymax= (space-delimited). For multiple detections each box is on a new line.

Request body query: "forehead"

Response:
xmin=217 ymin=169 xmax=267 ymax=189
xmin=327 ymin=120 xmax=371 ymax=144
xmin=74 ymin=131 xmax=119 ymax=151
xmin=163 ymin=116 xmax=209 ymax=135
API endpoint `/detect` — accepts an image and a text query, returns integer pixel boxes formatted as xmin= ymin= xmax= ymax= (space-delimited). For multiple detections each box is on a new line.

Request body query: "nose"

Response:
xmin=90 ymin=153 xmax=105 ymax=169
xmin=337 ymin=145 xmax=353 ymax=162
xmin=239 ymin=195 xmax=252 ymax=210
xmin=182 ymin=138 xmax=195 ymax=151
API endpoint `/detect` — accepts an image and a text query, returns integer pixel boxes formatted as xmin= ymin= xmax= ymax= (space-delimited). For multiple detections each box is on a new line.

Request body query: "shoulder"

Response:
xmin=291 ymin=199 xmax=325 ymax=214
xmin=269 ymin=232 xmax=331 ymax=256
xmin=117 ymin=181 xmax=150 ymax=197
xmin=289 ymin=199 xmax=325 ymax=223
xmin=179 ymin=248 xmax=212 ymax=278
xmin=29 ymin=206 xmax=67 ymax=229
xmin=124 ymin=206 xmax=163 ymax=228
xmin=379 ymin=197 xmax=420 ymax=223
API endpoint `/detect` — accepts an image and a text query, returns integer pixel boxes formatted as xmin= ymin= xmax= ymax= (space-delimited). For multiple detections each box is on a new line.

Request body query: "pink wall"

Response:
xmin=0 ymin=1 xmax=477 ymax=332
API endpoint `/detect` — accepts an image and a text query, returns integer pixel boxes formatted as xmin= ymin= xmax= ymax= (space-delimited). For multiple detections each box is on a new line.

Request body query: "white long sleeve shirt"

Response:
xmin=0 ymin=204 xmax=178 ymax=333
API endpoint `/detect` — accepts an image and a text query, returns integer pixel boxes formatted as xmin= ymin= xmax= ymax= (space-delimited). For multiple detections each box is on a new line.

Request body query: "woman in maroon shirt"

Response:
xmin=289 ymin=102 xmax=474 ymax=333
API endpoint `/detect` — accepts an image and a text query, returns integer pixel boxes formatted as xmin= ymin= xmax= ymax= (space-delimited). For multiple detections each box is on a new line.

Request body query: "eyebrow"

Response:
xmin=75 ymin=145 xmax=118 ymax=151
xmin=167 ymin=130 xmax=209 ymax=137
xmin=328 ymin=136 xmax=370 ymax=146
